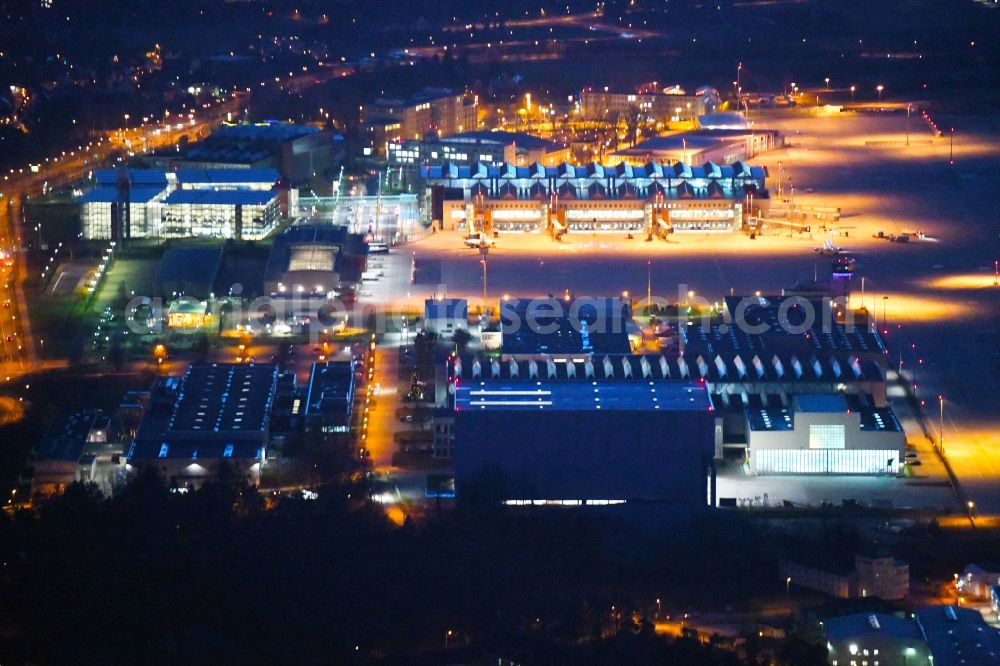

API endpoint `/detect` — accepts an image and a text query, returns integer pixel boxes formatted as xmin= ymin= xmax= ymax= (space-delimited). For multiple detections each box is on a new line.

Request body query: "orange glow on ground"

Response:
xmin=849 ymin=291 xmax=982 ymax=324
xmin=0 ymin=395 xmax=25 ymax=427
xmin=923 ymin=274 xmax=1000 ymax=290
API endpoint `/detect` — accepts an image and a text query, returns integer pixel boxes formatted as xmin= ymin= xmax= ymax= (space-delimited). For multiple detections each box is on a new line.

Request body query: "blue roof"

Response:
xmin=444 ymin=130 xmax=563 ymax=151
xmin=175 ymin=168 xmax=280 ymax=185
xmin=79 ymin=186 xmax=165 ymax=204
xmin=455 ymin=379 xmax=710 ymax=412
xmin=164 ymin=189 xmax=277 ymax=206
xmin=425 ymin=298 xmax=468 ymax=320
xmin=93 ymin=168 xmax=167 ymax=186
xmin=825 ymin=612 xmax=923 ymax=642
xmin=795 ymin=394 xmax=847 ymax=413
xmin=746 ymin=407 xmax=794 ymax=432
xmin=916 ymin=605 xmax=1000 ymax=666
xmin=422 ymin=160 xmax=764 ymax=183
xmin=212 ymin=121 xmax=319 ymax=141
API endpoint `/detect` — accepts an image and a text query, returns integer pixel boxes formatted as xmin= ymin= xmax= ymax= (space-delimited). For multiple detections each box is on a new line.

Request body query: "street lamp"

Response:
xmin=939 ymin=395 xmax=945 ymax=452
xmin=905 ymin=103 xmax=911 ymax=147
xmin=949 ymin=127 xmax=955 ymax=165
xmin=824 ymin=77 xmax=830 ymax=90
xmin=876 ymin=84 xmax=884 ymax=101
xmin=656 ymin=598 xmax=661 ymax=619
xmin=850 ymin=85 xmax=856 ymax=103
xmin=479 ymin=243 xmax=490 ymax=319
xmin=786 ymin=577 xmax=792 ymax=597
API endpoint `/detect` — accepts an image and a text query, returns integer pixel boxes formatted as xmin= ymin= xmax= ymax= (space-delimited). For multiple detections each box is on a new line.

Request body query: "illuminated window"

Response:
xmin=810 ymin=424 xmax=846 ymax=449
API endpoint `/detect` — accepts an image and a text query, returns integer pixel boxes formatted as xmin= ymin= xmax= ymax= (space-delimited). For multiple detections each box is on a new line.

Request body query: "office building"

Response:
xmin=362 ymin=88 xmax=477 ymax=154
xmin=579 ymin=85 xmax=720 ymax=122
xmin=80 ymin=167 xmax=280 ymax=240
xmin=782 ymin=553 xmax=909 ymax=601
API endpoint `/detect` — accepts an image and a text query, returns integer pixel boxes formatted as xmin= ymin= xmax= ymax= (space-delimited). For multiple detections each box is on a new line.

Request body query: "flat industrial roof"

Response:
xmin=93 ymin=168 xmax=168 ymax=186
xmin=745 ymin=393 xmax=902 ymax=432
xmin=79 ymin=186 xmax=166 ymax=204
xmin=175 ymin=168 xmax=280 ymax=184
xmin=825 ymin=612 xmax=923 ymax=642
xmin=500 ymin=297 xmax=632 ymax=356
xmin=916 ymin=605 xmax=1000 ymax=666
xmin=441 ymin=130 xmax=564 ymax=151
xmin=454 ymin=378 xmax=711 ymax=412
xmin=795 ymin=393 xmax=847 ymax=413
xmin=164 ymin=189 xmax=277 ymax=206
xmin=305 ymin=361 xmax=355 ymax=420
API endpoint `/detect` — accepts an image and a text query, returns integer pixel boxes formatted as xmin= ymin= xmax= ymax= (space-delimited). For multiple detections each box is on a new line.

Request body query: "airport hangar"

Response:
xmin=422 ymin=160 xmax=769 ymax=235
xmin=446 ymin=295 xmax=904 ymax=505
xmin=450 ymin=354 xmax=718 ymax=507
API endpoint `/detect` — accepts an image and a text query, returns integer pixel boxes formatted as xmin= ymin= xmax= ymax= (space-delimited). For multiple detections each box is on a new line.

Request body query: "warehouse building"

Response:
xmin=450 ymin=355 xmax=716 ymax=506
xmin=32 ymin=409 xmax=124 ymax=496
xmin=498 ymin=296 xmax=637 ymax=357
xmin=304 ymin=360 xmax=356 ymax=435
xmin=824 ymin=612 xmax=930 ymax=666
xmin=423 ymin=160 xmax=768 ymax=234
xmin=127 ymin=363 xmax=278 ymax=488
xmin=746 ymin=393 xmax=904 ymax=475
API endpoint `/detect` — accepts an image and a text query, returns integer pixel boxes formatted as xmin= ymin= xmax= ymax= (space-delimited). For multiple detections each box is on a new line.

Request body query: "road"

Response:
xmin=0 ymin=93 xmax=243 ymax=386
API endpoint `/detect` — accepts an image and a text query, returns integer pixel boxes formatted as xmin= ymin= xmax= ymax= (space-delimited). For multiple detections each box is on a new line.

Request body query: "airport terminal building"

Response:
xmin=422 ymin=160 xmax=768 ymax=234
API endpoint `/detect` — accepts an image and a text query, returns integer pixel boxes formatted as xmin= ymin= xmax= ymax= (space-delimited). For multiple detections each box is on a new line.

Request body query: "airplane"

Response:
xmin=813 ymin=240 xmax=846 ymax=256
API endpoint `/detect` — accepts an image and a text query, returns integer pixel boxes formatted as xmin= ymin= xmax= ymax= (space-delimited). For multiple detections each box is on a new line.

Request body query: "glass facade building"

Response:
xmin=79 ymin=168 xmax=280 ymax=240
